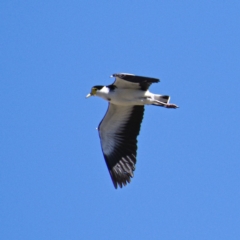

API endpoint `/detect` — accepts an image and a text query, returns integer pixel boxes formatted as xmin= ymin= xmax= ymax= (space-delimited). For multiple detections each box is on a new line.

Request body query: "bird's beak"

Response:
xmin=86 ymin=88 xmax=98 ymax=98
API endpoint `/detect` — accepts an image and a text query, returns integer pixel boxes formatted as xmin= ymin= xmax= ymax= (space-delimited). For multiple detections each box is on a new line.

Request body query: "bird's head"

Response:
xmin=86 ymin=85 xmax=104 ymax=98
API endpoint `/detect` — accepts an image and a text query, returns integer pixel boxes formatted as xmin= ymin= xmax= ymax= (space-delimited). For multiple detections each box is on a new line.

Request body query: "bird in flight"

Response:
xmin=86 ymin=73 xmax=178 ymax=189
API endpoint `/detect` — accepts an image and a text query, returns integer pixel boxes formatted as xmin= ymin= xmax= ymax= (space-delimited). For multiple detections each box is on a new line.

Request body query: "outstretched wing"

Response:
xmin=98 ymin=103 xmax=144 ymax=188
xmin=111 ymin=73 xmax=160 ymax=91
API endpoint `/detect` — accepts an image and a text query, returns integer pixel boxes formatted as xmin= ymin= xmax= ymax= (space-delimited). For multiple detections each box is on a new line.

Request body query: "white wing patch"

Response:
xmin=113 ymin=77 xmax=141 ymax=89
xmin=111 ymin=73 xmax=160 ymax=90
xmin=98 ymin=104 xmax=133 ymax=155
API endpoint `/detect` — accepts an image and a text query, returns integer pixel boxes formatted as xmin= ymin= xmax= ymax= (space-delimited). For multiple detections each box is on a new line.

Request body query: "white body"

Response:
xmin=95 ymin=86 xmax=169 ymax=106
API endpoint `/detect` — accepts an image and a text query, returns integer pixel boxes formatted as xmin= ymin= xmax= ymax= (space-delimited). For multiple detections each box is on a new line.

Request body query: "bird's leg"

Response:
xmin=165 ymin=103 xmax=179 ymax=108
xmin=153 ymin=100 xmax=179 ymax=108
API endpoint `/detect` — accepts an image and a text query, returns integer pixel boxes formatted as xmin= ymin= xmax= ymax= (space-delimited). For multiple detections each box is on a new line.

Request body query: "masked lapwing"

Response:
xmin=86 ymin=73 xmax=178 ymax=189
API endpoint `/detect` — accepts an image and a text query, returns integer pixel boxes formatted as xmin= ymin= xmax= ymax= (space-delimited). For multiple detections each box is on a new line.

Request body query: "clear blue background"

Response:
xmin=1 ymin=1 xmax=240 ymax=239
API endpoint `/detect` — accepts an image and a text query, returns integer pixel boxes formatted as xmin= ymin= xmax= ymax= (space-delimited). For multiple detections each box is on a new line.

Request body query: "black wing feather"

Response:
xmin=112 ymin=73 xmax=160 ymax=90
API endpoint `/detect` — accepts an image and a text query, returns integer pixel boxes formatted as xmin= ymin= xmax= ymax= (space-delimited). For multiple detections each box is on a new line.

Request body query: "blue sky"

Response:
xmin=1 ymin=1 xmax=240 ymax=239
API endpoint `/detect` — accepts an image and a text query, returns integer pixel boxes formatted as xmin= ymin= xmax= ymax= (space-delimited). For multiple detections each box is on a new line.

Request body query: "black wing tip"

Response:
xmin=109 ymin=155 xmax=136 ymax=189
xmin=111 ymin=174 xmax=133 ymax=189
xmin=112 ymin=73 xmax=160 ymax=83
